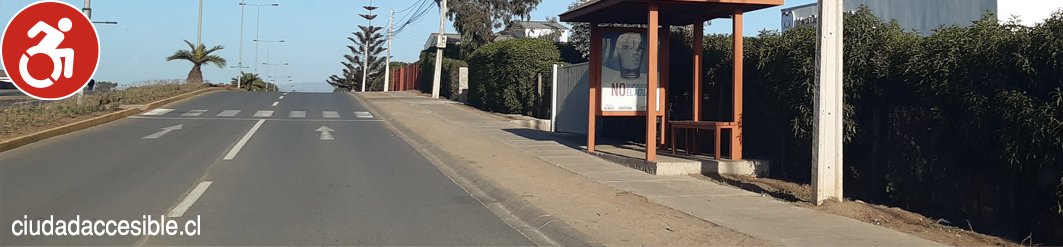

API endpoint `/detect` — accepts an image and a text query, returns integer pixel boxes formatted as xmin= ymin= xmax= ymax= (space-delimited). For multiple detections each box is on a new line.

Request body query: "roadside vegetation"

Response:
xmin=166 ymin=40 xmax=227 ymax=84
xmin=1 ymin=80 xmax=207 ymax=139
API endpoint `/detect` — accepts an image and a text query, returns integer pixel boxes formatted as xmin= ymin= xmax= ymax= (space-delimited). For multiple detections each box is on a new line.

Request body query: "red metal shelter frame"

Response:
xmin=560 ymin=0 xmax=783 ymax=162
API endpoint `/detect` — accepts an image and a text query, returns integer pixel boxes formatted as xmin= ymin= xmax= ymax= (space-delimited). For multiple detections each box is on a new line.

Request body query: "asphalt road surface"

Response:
xmin=0 ymin=91 xmax=535 ymax=246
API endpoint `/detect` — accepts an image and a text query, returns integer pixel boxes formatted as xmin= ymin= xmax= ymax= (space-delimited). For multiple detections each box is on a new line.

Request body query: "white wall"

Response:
xmin=997 ymin=0 xmax=1063 ymax=26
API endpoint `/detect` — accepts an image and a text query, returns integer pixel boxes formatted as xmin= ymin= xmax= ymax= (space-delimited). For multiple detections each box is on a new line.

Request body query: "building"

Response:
xmin=495 ymin=21 xmax=570 ymax=43
xmin=423 ymin=33 xmax=463 ymax=51
xmin=781 ymin=0 xmax=1063 ymax=34
xmin=0 ymin=70 xmax=14 ymax=90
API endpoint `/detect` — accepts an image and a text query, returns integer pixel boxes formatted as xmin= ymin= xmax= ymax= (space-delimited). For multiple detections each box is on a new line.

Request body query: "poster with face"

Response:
xmin=600 ymin=31 xmax=659 ymax=112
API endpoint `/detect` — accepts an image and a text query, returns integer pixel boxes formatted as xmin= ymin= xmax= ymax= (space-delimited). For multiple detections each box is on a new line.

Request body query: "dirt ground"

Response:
xmin=692 ymin=174 xmax=1023 ymax=246
xmin=1 ymin=110 xmax=111 ymax=141
xmin=365 ymin=93 xmax=776 ymax=246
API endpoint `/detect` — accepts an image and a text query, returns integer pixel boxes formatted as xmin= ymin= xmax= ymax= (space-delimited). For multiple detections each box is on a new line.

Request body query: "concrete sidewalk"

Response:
xmin=360 ymin=91 xmax=942 ymax=246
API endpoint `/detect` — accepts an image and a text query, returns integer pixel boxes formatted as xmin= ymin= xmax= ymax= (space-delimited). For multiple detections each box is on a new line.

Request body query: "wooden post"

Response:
xmin=646 ymin=3 xmax=659 ymax=161
xmin=693 ymin=22 xmax=703 ymax=122
xmin=660 ymin=25 xmax=671 ymax=150
xmin=732 ymin=11 xmax=744 ymax=160
xmin=813 ymin=0 xmax=845 ymax=205
xmin=588 ymin=23 xmax=601 ymax=152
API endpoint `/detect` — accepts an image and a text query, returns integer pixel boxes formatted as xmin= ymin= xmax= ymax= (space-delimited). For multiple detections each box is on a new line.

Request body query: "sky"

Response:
xmin=1 ymin=0 xmax=815 ymax=92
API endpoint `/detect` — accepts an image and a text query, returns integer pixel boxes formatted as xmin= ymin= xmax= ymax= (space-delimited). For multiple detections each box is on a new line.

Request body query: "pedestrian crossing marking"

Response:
xmin=217 ymin=110 xmax=241 ymax=117
xmin=354 ymin=111 xmax=373 ymax=119
xmin=180 ymin=110 xmax=208 ymax=117
xmin=254 ymin=110 xmax=274 ymax=117
xmin=142 ymin=108 xmax=174 ymax=116
xmin=289 ymin=111 xmax=306 ymax=118
xmin=322 ymin=111 xmax=340 ymax=118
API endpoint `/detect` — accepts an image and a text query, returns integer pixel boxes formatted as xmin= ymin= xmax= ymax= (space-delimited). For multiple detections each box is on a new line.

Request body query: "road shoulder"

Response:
xmin=353 ymin=92 xmax=772 ymax=246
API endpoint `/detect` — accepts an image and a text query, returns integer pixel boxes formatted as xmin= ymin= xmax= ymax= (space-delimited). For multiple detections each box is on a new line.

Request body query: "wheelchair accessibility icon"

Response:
xmin=20 ymin=18 xmax=75 ymax=88
xmin=2 ymin=1 xmax=99 ymax=100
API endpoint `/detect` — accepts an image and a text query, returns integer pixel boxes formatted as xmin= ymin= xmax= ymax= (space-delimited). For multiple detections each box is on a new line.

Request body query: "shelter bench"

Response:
xmin=669 ymin=120 xmax=736 ymax=160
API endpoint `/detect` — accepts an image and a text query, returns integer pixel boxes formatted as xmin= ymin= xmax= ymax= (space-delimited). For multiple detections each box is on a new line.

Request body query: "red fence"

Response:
xmin=390 ymin=62 xmax=420 ymax=92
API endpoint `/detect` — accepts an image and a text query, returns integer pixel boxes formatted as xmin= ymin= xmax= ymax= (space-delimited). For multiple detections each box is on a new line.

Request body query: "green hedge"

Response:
xmin=467 ymin=38 xmax=561 ymax=118
xmin=596 ymin=7 xmax=1063 ymax=243
xmin=418 ymin=52 xmax=468 ymax=100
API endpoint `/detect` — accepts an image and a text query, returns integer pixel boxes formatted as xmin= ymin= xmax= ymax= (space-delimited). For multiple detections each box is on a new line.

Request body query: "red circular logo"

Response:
xmin=1 ymin=1 xmax=100 ymax=100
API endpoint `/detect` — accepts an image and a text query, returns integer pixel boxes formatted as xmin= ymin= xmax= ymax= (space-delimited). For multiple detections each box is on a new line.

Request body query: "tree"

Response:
xmin=231 ymin=72 xmax=264 ymax=90
xmin=166 ymin=40 xmax=227 ymax=84
xmin=94 ymin=81 xmax=118 ymax=91
xmin=327 ymin=5 xmax=386 ymax=92
xmin=439 ymin=0 xmax=542 ymax=59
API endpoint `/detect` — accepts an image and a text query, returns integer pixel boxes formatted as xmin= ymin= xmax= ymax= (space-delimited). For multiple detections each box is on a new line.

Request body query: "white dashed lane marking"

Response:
xmin=253 ymin=110 xmax=274 ymax=117
xmin=354 ymin=111 xmax=373 ymax=119
xmin=142 ymin=108 xmax=175 ymax=116
xmin=322 ymin=111 xmax=340 ymax=118
xmin=167 ymin=181 xmax=212 ymax=218
xmin=217 ymin=110 xmax=240 ymax=117
xmin=272 ymin=101 xmax=279 ymax=107
xmin=180 ymin=110 xmax=208 ymax=117
xmin=289 ymin=111 xmax=306 ymax=118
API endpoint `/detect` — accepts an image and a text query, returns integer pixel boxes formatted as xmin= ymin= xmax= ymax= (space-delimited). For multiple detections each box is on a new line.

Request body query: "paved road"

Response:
xmin=0 ymin=91 xmax=534 ymax=246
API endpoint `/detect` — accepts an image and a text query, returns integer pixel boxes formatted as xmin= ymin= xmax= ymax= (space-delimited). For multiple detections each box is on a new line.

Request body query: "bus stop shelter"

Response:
xmin=560 ymin=0 xmax=784 ymax=162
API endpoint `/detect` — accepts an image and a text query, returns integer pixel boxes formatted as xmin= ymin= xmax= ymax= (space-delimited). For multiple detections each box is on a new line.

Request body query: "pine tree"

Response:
xmin=328 ymin=3 xmax=386 ymax=92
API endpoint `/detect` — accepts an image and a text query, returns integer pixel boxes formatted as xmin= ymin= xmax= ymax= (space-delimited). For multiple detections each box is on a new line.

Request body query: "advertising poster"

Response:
xmin=600 ymin=31 xmax=660 ymax=112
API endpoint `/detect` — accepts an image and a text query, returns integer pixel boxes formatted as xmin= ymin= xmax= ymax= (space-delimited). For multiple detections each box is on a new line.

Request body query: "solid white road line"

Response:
xmin=142 ymin=108 xmax=174 ymax=116
xmin=167 ymin=181 xmax=213 ymax=218
xmin=180 ymin=110 xmax=208 ymax=117
xmin=322 ymin=111 xmax=340 ymax=118
xmin=129 ymin=116 xmax=382 ymax=122
xmin=217 ymin=110 xmax=241 ymax=117
xmin=143 ymin=124 xmax=183 ymax=139
xmin=272 ymin=101 xmax=279 ymax=107
xmin=289 ymin=111 xmax=306 ymax=118
xmin=223 ymin=119 xmax=265 ymax=160
xmin=254 ymin=110 xmax=274 ymax=117
xmin=354 ymin=111 xmax=374 ymax=118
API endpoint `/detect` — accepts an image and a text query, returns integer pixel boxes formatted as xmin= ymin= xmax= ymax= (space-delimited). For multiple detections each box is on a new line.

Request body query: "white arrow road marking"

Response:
xmin=289 ymin=111 xmax=306 ymax=118
xmin=167 ymin=181 xmax=212 ymax=218
xmin=317 ymin=126 xmax=335 ymax=140
xmin=322 ymin=111 xmax=340 ymax=118
xmin=143 ymin=124 xmax=183 ymax=139
xmin=142 ymin=108 xmax=174 ymax=116
xmin=180 ymin=110 xmax=208 ymax=117
xmin=354 ymin=111 xmax=373 ymax=118
xmin=217 ymin=110 xmax=240 ymax=117
xmin=224 ymin=119 xmax=265 ymax=160
xmin=253 ymin=110 xmax=273 ymax=117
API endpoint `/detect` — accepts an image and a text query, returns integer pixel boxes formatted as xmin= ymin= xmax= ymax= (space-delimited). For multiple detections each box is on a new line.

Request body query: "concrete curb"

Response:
xmin=0 ymin=87 xmax=226 ymax=152
xmin=350 ymin=93 xmax=602 ymax=247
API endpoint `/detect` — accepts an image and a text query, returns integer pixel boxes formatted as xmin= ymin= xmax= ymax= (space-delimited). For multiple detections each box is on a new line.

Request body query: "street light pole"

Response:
xmin=78 ymin=0 xmax=92 ymax=105
xmin=197 ymin=0 xmax=203 ymax=46
xmin=241 ymin=3 xmax=279 ymax=73
xmin=237 ymin=0 xmax=245 ymax=89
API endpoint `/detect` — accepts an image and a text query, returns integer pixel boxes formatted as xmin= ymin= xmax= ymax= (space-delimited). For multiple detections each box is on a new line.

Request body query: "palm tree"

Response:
xmin=166 ymin=40 xmax=227 ymax=84
xmin=230 ymin=72 xmax=264 ymax=90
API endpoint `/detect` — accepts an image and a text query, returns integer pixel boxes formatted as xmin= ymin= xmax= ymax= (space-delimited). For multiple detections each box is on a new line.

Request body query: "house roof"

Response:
xmin=423 ymin=33 xmax=463 ymax=50
xmin=518 ymin=21 xmax=569 ymax=30
xmin=559 ymin=0 xmax=784 ymax=25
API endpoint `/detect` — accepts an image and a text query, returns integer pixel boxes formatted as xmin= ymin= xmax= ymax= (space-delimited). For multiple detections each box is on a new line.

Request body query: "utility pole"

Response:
xmin=432 ymin=0 xmax=447 ymax=99
xmin=197 ymin=0 xmax=203 ymax=45
xmin=812 ymin=0 xmax=844 ymax=205
xmin=384 ymin=9 xmax=393 ymax=92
